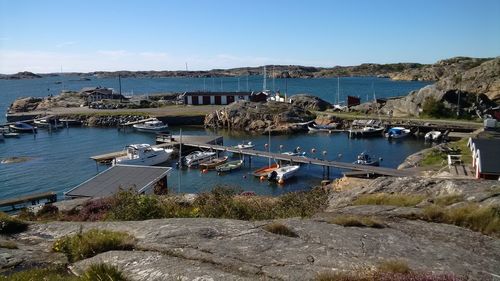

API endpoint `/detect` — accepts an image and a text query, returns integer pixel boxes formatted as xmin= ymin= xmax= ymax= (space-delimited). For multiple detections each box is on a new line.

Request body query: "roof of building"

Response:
xmin=183 ymin=91 xmax=253 ymax=96
xmin=470 ymin=138 xmax=500 ymax=174
xmin=65 ymin=165 xmax=171 ymax=198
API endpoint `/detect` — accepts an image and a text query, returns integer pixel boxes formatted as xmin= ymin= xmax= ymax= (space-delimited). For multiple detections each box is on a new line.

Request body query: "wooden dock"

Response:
xmin=179 ymin=142 xmax=415 ymax=177
xmin=90 ymin=134 xmax=223 ymax=163
xmin=0 ymin=192 xmax=57 ymax=211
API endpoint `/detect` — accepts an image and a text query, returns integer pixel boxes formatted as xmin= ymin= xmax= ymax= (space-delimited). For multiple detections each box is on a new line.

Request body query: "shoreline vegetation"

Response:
xmin=1 ymin=179 xmax=499 ymax=280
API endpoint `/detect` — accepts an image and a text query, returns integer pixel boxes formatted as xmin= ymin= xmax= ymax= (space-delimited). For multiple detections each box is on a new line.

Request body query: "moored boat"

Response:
xmin=353 ymin=152 xmax=380 ymax=166
xmin=9 ymin=122 xmax=37 ymax=133
xmin=425 ymin=131 xmax=442 ymax=141
xmin=132 ymin=118 xmax=169 ymax=133
xmin=282 ymin=151 xmax=306 ymax=157
xmin=34 ymin=118 xmax=63 ymax=129
xmin=252 ymin=163 xmax=279 ymax=177
xmin=385 ymin=127 xmax=411 ymax=139
xmin=268 ymin=165 xmax=300 ymax=183
xmin=183 ymin=151 xmax=217 ymax=167
xmin=2 ymin=132 xmax=20 ymax=138
xmin=216 ymin=160 xmax=244 ymax=172
xmin=308 ymin=123 xmax=338 ymax=132
xmin=361 ymin=126 xmax=384 ymax=137
xmin=200 ymin=156 xmax=229 ymax=169
xmin=234 ymin=141 xmax=255 ymax=150
xmin=113 ymin=144 xmax=172 ymax=166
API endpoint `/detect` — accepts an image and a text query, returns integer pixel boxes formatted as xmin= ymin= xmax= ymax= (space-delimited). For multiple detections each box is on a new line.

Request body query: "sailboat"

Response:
xmin=333 ymin=77 xmax=347 ymax=111
xmin=360 ymin=84 xmax=384 ymax=137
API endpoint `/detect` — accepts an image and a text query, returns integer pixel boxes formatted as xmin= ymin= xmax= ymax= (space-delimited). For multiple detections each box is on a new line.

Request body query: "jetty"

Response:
xmin=0 ymin=191 xmax=57 ymax=211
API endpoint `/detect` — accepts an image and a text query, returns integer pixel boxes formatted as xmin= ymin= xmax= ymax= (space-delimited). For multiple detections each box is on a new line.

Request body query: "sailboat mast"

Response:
xmin=337 ymin=76 xmax=340 ymax=104
xmin=263 ymin=66 xmax=267 ymax=91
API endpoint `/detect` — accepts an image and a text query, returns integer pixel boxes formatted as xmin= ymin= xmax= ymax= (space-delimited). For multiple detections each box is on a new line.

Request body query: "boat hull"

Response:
xmin=216 ymin=160 xmax=243 ymax=172
xmin=268 ymin=165 xmax=300 ymax=181
xmin=252 ymin=164 xmax=279 ymax=177
xmin=115 ymin=150 xmax=171 ymax=166
xmin=200 ymin=156 xmax=228 ymax=169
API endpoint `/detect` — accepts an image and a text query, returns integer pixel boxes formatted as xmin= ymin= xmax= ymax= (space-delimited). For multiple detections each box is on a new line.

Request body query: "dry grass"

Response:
xmin=52 ymin=229 xmax=135 ymax=262
xmin=378 ymin=260 xmax=411 ymax=274
xmin=422 ymin=203 xmax=500 ymax=236
xmin=329 ymin=215 xmax=386 ymax=228
xmin=433 ymin=194 xmax=464 ymax=206
xmin=353 ymin=193 xmax=425 ymax=207
xmin=0 ymin=240 xmax=18 ymax=249
xmin=263 ymin=222 xmax=299 ymax=237
xmin=0 ymin=264 xmax=128 ymax=281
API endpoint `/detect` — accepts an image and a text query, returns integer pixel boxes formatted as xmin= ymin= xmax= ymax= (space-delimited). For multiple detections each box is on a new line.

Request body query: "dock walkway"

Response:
xmin=180 ymin=142 xmax=415 ymax=177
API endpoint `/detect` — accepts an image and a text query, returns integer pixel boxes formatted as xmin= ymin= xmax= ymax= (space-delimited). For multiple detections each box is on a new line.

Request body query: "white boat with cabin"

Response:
xmin=114 ymin=144 xmax=172 ymax=166
xmin=183 ymin=151 xmax=217 ymax=167
xmin=268 ymin=165 xmax=300 ymax=182
xmin=425 ymin=131 xmax=442 ymax=141
xmin=133 ymin=118 xmax=169 ymax=133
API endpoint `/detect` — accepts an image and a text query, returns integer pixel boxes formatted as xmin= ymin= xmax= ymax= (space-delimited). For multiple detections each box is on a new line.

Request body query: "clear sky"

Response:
xmin=0 ymin=0 xmax=499 ymax=73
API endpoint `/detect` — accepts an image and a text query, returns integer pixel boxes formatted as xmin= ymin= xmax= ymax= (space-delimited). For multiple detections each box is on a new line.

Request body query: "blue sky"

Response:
xmin=0 ymin=0 xmax=499 ymax=73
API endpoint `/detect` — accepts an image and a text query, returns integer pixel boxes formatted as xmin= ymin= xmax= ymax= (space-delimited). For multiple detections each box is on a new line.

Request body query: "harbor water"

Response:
xmin=0 ymin=76 xmax=432 ymax=200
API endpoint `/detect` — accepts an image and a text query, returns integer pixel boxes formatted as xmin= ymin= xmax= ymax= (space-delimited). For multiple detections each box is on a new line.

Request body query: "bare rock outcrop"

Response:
xmin=2 ymin=215 xmax=498 ymax=280
xmin=204 ymin=100 xmax=315 ymax=133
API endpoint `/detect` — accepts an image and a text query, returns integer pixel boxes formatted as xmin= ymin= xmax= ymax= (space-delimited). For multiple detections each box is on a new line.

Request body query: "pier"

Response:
xmin=0 ymin=192 xmax=57 ymax=211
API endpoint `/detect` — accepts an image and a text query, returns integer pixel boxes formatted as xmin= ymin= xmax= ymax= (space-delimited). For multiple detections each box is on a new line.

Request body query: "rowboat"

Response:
xmin=216 ymin=160 xmax=244 ymax=172
xmin=252 ymin=163 xmax=279 ymax=177
xmin=200 ymin=156 xmax=229 ymax=169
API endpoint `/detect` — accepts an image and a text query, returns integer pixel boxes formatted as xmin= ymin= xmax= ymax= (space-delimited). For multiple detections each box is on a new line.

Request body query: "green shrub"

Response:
xmin=263 ymin=222 xmax=298 ymax=237
xmin=353 ymin=193 xmax=425 ymax=207
xmin=80 ymin=264 xmax=128 ymax=281
xmin=107 ymin=189 xmax=165 ymax=221
xmin=0 ymin=212 xmax=28 ymax=235
xmin=329 ymin=215 xmax=386 ymax=228
xmin=422 ymin=96 xmax=450 ymax=118
xmin=52 ymin=229 xmax=135 ymax=262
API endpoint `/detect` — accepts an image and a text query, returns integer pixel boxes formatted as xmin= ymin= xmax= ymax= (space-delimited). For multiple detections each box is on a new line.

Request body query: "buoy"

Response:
xmin=243 ymin=175 xmax=247 ymax=179
xmin=202 ymin=169 xmax=208 ymax=173
xmin=278 ymin=179 xmax=285 ymax=184
xmin=260 ymin=176 xmax=266 ymax=181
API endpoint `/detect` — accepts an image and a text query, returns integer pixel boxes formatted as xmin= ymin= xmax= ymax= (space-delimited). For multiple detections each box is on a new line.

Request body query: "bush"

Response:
xmin=422 ymin=96 xmax=450 ymax=118
xmin=0 ymin=212 xmax=28 ymax=235
xmin=107 ymin=190 xmax=165 ymax=221
xmin=52 ymin=229 xmax=135 ymax=262
xmin=353 ymin=193 xmax=425 ymax=207
xmin=36 ymin=204 xmax=60 ymax=220
xmin=329 ymin=215 xmax=386 ymax=228
xmin=421 ymin=149 xmax=447 ymax=167
xmin=71 ymin=198 xmax=113 ymax=221
xmin=80 ymin=264 xmax=128 ymax=281
xmin=263 ymin=222 xmax=299 ymax=237
xmin=433 ymin=195 xmax=464 ymax=206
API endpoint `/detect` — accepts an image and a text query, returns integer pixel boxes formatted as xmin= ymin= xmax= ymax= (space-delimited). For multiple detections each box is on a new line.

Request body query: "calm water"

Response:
xmin=0 ymin=75 xmax=431 ymax=123
xmin=0 ymin=76 xmax=432 ymax=201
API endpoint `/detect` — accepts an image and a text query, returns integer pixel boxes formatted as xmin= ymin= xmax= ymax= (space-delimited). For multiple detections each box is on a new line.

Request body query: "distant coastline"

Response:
xmin=1 ymin=56 xmax=495 ymax=82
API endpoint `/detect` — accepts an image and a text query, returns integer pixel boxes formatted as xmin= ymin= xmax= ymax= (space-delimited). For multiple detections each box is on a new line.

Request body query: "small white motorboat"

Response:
xmin=282 ymin=151 xmax=306 ymax=157
xmin=425 ymin=131 xmax=442 ymax=141
xmin=268 ymin=165 xmax=300 ymax=183
xmin=353 ymin=152 xmax=380 ymax=166
xmin=234 ymin=141 xmax=255 ymax=149
xmin=216 ymin=160 xmax=244 ymax=173
xmin=9 ymin=122 xmax=37 ymax=133
xmin=34 ymin=118 xmax=63 ymax=129
xmin=308 ymin=123 xmax=338 ymax=132
xmin=114 ymin=144 xmax=172 ymax=166
xmin=183 ymin=151 xmax=217 ymax=167
xmin=361 ymin=126 xmax=384 ymax=137
xmin=385 ymin=127 xmax=411 ymax=139
xmin=133 ymin=118 xmax=169 ymax=133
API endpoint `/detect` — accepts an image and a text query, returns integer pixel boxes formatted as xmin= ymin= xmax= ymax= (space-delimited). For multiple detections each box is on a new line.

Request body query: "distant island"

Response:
xmin=0 ymin=56 xmax=496 ymax=83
